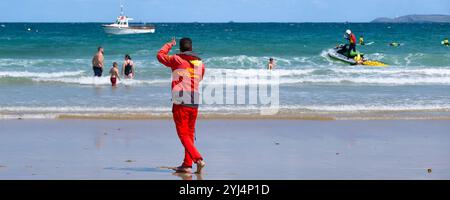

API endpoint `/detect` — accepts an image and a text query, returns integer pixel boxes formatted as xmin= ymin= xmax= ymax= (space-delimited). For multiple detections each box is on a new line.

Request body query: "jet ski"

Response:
xmin=328 ymin=45 xmax=388 ymax=67
xmin=328 ymin=44 xmax=363 ymax=65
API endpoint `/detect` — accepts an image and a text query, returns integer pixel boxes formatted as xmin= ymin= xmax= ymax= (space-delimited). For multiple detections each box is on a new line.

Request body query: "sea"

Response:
xmin=1 ymin=23 xmax=450 ymax=119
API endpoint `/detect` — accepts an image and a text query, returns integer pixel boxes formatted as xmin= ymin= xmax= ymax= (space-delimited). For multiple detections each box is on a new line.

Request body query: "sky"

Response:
xmin=1 ymin=0 xmax=450 ymax=22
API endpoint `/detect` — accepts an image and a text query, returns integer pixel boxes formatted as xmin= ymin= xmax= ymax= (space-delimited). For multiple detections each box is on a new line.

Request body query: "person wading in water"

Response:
xmin=122 ymin=54 xmax=135 ymax=79
xmin=92 ymin=47 xmax=104 ymax=77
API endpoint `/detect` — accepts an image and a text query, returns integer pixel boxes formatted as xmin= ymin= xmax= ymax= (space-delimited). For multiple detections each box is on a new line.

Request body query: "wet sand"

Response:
xmin=0 ymin=119 xmax=449 ymax=180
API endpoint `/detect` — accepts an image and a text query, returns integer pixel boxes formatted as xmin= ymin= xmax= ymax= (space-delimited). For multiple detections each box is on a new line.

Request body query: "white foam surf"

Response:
xmin=32 ymin=76 xmax=170 ymax=86
xmin=204 ymin=55 xmax=322 ymax=68
xmin=2 ymin=104 xmax=450 ymax=119
xmin=283 ymin=77 xmax=450 ymax=85
xmin=0 ymin=70 xmax=85 ymax=78
xmin=7 ymin=67 xmax=450 ymax=86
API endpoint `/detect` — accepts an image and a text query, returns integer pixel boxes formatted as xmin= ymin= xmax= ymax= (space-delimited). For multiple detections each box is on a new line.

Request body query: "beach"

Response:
xmin=1 ymin=23 xmax=450 ymax=180
xmin=1 ymin=119 xmax=449 ymax=180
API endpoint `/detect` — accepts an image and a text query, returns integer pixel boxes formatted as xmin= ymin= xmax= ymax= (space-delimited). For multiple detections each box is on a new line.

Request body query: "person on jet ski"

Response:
xmin=344 ymin=29 xmax=357 ymax=56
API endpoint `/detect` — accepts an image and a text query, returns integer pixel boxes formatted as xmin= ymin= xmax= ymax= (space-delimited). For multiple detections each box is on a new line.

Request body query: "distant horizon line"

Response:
xmin=0 ymin=21 xmax=370 ymax=23
xmin=3 ymin=14 xmax=449 ymax=24
xmin=2 ymin=21 xmax=450 ymax=24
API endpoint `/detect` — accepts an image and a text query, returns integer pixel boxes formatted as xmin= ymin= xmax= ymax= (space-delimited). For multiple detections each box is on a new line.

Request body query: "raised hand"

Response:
xmin=170 ymin=37 xmax=177 ymax=46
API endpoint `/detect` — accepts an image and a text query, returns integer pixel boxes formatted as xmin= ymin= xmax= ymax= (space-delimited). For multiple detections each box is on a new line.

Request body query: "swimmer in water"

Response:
xmin=122 ymin=54 xmax=135 ymax=79
xmin=268 ymin=58 xmax=275 ymax=70
xmin=390 ymin=42 xmax=400 ymax=47
xmin=109 ymin=62 xmax=121 ymax=87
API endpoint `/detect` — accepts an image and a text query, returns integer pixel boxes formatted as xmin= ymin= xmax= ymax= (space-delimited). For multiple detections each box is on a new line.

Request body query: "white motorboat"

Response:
xmin=102 ymin=6 xmax=155 ymax=35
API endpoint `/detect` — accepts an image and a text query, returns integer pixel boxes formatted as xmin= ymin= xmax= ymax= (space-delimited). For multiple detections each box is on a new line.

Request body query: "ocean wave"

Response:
xmin=207 ymin=68 xmax=315 ymax=77
xmin=1 ymin=54 xmax=447 ymax=74
xmin=0 ymin=106 xmax=171 ymax=113
xmin=285 ymin=77 xmax=450 ymax=85
xmin=297 ymin=105 xmax=450 ymax=112
xmin=2 ymin=104 xmax=450 ymax=119
xmin=3 ymin=67 xmax=450 ymax=80
xmin=2 ymin=104 xmax=449 ymax=113
xmin=206 ymin=72 xmax=450 ymax=85
xmin=2 ymin=66 xmax=450 ymax=86
xmin=204 ymin=55 xmax=322 ymax=68
xmin=320 ymin=49 xmax=342 ymax=65
xmin=0 ymin=58 xmax=89 ymax=68
xmin=0 ymin=70 xmax=85 ymax=78
xmin=404 ymin=53 xmax=425 ymax=66
xmin=365 ymin=53 xmax=385 ymax=61
xmin=32 ymin=76 xmax=169 ymax=86
xmin=203 ymin=53 xmax=449 ymax=69
xmin=205 ymin=67 xmax=450 ymax=85
xmin=332 ymin=67 xmax=450 ymax=76
xmin=26 ymin=77 xmax=450 ymax=86
xmin=206 ymin=76 xmax=450 ymax=86
xmin=208 ymin=67 xmax=450 ymax=76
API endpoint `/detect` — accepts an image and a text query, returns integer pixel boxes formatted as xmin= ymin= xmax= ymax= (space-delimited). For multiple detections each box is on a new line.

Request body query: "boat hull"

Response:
xmin=102 ymin=26 xmax=155 ymax=35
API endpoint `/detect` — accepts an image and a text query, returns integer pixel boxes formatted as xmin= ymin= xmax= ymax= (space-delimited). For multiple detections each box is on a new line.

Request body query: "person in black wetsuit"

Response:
xmin=122 ymin=54 xmax=135 ymax=79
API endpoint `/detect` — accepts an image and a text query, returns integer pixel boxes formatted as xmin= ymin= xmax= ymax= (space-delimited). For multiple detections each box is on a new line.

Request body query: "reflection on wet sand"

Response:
xmin=103 ymin=166 xmax=204 ymax=180
xmin=2 ymin=120 xmax=449 ymax=179
xmin=104 ymin=167 xmax=169 ymax=173
xmin=172 ymin=172 xmax=204 ymax=180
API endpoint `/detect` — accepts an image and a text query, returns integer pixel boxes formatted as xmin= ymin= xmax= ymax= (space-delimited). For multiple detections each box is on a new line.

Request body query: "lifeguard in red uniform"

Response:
xmin=345 ymin=29 xmax=357 ymax=54
xmin=157 ymin=37 xmax=206 ymax=174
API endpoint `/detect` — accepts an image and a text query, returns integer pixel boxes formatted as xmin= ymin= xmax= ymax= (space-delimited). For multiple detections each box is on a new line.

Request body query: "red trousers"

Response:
xmin=172 ymin=104 xmax=203 ymax=167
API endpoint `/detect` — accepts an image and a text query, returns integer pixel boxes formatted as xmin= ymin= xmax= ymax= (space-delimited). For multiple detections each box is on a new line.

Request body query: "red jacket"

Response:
xmin=157 ymin=42 xmax=205 ymax=107
xmin=349 ymin=33 xmax=356 ymax=44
